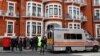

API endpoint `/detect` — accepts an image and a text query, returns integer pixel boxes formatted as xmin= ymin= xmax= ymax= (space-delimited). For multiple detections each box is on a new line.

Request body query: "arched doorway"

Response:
xmin=47 ymin=23 xmax=61 ymax=30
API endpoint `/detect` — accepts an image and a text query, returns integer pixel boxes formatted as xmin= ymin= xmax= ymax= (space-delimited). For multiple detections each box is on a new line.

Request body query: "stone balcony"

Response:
xmin=64 ymin=0 xmax=87 ymax=7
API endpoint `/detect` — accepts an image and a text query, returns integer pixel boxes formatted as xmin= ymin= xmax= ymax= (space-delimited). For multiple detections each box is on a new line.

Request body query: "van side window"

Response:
xmin=77 ymin=34 xmax=82 ymax=39
xmin=64 ymin=34 xmax=82 ymax=40
xmin=64 ymin=34 xmax=70 ymax=39
xmin=71 ymin=34 xmax=77 ymax=39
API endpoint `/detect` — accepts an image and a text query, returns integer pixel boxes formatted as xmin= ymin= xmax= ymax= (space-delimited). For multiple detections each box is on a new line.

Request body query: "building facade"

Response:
xmin=0 ymin=0 xmax=99 ymax=39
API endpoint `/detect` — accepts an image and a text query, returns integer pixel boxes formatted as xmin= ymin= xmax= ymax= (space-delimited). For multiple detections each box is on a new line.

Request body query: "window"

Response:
xmin=94 ymin=9 xmax=100 ymax=20
xmin=37 ymin=23 xmax=41 ymax=34
xmin=37 ymin=4 xmax=41 ymax=16
xmin=68 ymin=5 xmax=80 ymax=19
xmin=32 ymin=22 xmax=36 ymax=34
xmin=64 ymin=34 xmax=70 ymax=39
xmin=45 ymin=3 xmax=62 ymax=18
xmin=64 ymin=34 xmax=82 ymax=40
xmin=68 ymin=22 xmax=81 ymax=29
xmin=26 ymin=21 xmax=42 ymax=36
xmin=7 ymin=21 xmax=14 ymax=34
xmin=27 ymin=2 xmax=42 ymax=17
xmin=27 ymin=22 xmax=30 ymax=35
xmin=77 ymin=34 xmax=82 ymax=39
xmin=27 ymin=3 xmax=31 ymax=16
xmin=94 ymin=0 xmax=100 ymax=5
xmin=96 ymin=24 xmax=100 ymax=38
xmin=32 ymin=3 xmax=36 ymax=16
xmin=8 ymin=2 xmax=15 ymax=16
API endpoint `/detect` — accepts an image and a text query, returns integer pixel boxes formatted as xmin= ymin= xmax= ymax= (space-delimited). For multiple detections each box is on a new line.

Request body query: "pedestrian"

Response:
xmin=26 ymin=38 xmax=31 ymax=49
xmin=40 ymin=36 xmax=47 ymax=54
xmin=15 ymin=36 xmax=18 ymax=51
xmin=11 ymin=38 xmax=15 ymax=51
xmin=31 ymin=37 xmax=34 ymax=51
xmin=18 ymin=38 xmax=23 ymax=51
xmin=33 ymin=36 xmax=38 ymax=51
xmin=23 ymin=38 xmax=26 ymax=49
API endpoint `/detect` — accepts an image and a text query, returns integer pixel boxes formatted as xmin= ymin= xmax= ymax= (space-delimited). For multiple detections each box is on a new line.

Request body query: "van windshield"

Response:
xmin=85 ymin=33 xmax=95 ymax=41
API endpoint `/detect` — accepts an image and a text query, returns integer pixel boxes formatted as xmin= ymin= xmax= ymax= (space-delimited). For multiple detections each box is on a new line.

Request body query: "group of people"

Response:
xmin=10 ymin=35 xmax=47 ymax=54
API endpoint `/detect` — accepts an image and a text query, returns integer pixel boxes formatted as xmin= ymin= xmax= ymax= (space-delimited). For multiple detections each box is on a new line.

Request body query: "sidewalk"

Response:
xmin=0 ymin=47 xmax=46 ymax=53
xmin=0 ymin=47 xmax=11 ymax=53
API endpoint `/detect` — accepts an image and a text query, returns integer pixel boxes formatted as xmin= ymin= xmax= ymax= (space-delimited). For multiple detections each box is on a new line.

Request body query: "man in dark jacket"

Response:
xmin=40 ymin=36 xmax=47 ymax=54
xmin=18 ymin=38 xmax=23 ymax=51
xmin=11 ymin=38 xmax=15 ymax=51
xmin=32 ymin=36 xmax=38 ymax=51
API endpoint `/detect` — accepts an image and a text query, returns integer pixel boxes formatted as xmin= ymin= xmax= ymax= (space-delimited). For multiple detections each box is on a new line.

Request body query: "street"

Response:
xmin=0 ymin=50 xmax=100 ymax=56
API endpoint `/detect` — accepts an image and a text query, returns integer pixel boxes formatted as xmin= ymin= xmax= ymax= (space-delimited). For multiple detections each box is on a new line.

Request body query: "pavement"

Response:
xmin=0 ymin=47 xmax=41 ymax=53
xmin=0 ymin=47 xmax=100 ymax=56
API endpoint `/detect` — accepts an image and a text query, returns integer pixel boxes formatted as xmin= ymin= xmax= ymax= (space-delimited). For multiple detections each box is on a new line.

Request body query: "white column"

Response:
xmin=30 ymin=21 xmax=32 ymax=38
xmin=58 ymin=6 xmax=59 ymax=18
xmin=36 ymin=4 xmax=37 ymax=17
xmin=41 ymin=22 xmax=43 ymax=36
xmin=53 ymin=5 xmax=54 ymax=18
xmin=30 ymin=2 xmax=32 ymax=16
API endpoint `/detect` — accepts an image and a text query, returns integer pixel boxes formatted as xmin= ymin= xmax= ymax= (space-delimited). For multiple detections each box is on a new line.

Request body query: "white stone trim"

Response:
xmin=45 ymin=21 xmax=62 ymax=31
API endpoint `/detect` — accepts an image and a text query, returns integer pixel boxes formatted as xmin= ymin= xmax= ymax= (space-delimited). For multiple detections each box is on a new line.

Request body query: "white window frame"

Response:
xmin=94 ymin=9 xmax=100 ymax=19
xmin=68 ymin=5 xmax=80 ymax=20
xmin=45 ymin=3 xmax=62 ymax=18
xmin=5 ymin=20 xmax=15 ymax=37
xmin=68 ymin=22 xmax=81 ymax=29
xmin=95 ymin=24 xmax=100 ymax=38
xmin=26 ymin=1 xmax=43 ymax=17
xmin=94 ymin=0 xmax=100 ymax=6
xmin=26 ymin=20 xmax=42 ymax=38
xmin=7 ymin=1 xmax=16 ymax=16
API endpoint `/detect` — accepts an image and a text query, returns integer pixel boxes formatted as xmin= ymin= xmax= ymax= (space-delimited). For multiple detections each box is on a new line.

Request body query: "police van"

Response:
xmin=47 ymin=28 xmax=99 ymax=52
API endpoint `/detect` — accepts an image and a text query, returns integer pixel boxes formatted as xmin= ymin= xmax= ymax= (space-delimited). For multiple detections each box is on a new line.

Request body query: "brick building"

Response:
xmin=0 ymin=0 xmax=99 ymax=39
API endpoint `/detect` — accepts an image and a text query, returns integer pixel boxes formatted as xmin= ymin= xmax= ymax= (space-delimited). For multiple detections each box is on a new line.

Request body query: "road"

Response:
xmin=0 ymin=51 xmax=100 ymax=56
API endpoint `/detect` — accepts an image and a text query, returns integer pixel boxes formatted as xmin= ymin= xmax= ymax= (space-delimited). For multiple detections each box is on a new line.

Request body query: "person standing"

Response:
xmin=33 ymin=36 xmax=38 ymax=51
xmin=40 ymin=36 xmax=47 ymax=54
xmin=15 ymin=36 xmax=18 ymax=51
xmin=18 ymin=38 xmax=23 ymax=51
xmin=23 ymin=38 xmax=26 ymax=49
xmin=11 ymin=38 xmax=15 ymax=51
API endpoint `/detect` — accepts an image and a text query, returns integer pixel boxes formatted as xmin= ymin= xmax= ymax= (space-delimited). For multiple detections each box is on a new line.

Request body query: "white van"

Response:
xmin=47 ymin=28 xmax=99 ymax=52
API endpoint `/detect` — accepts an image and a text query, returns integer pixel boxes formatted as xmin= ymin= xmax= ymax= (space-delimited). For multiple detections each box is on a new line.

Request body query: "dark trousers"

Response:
xmin=11 ymin=46 xmax=14 ymax=51
xmin=34 ymin=44 xmax=38 ymax=51
xmin=19 ymin=46 xmax=22 ymax=51
xmin=40 ymin=44 xmax=45 ymax=54
xmin=18 ymin=45 xmax=23 ymax=51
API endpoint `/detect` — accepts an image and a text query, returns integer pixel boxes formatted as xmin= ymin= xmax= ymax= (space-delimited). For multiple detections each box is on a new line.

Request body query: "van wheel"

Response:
xmin=92 ymin=46 xmax=99 ymax=52
xmin=66 ymin=47 xmax=71 ymax=53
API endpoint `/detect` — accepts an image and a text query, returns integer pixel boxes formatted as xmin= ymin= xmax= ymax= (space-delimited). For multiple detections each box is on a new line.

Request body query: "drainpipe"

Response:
xmin=62 ymin=0 xmax=65 ymax=28
xmin=91 ymin=0 xmax=94 ymax=38
xmin=19 ymin=0 xmax=22 ymax=37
